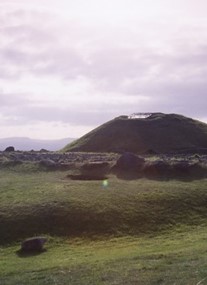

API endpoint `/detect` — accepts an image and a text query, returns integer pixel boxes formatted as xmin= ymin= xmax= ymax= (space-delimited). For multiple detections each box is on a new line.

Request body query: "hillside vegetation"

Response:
xmin=63 ymin=113 xmax=207 ymax=154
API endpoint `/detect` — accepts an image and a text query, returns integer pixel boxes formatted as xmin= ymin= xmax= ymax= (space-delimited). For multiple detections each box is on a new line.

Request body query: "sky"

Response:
xmin=0 ymin=0 xmax=207 ymax=139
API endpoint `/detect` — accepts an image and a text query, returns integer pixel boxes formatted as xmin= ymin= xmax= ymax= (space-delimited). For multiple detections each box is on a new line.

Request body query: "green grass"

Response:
xmin=1 ymin=167 xmax=207 ymax=284
xmin=1 ymin=168 xmax=207 ymax=243
xmin=1 ymin=227 xmax=207 ymax=284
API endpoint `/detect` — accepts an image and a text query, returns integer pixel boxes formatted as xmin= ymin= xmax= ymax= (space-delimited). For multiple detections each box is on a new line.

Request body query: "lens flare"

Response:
xmin=102 ymin=179 xmax=108 ymax=188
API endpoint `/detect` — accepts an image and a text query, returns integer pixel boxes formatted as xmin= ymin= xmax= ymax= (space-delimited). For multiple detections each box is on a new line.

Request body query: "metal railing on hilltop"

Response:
xmin=128 ymin=113 xmax=153 ymax=119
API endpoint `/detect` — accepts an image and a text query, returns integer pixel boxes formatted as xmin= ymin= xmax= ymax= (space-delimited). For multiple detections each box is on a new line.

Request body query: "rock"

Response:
xmin=113 ymin=152 xmax=145 ymax=171
xmin=144 ymin=160 xmax=171 ymax=178
xmin=21 ymin=237 xmax=47 ymax=252
xmin=111 ymin=152 xmax=145 ymax=179
xmin=4 ymin=146 xmax=15 ymax=152
xmin=39 ymin=159 xmax=56 ymax=169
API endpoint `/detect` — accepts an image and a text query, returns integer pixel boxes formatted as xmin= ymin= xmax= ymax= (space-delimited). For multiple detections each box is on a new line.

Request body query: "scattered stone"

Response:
xmin=0 ymin=150 xmax=206 ymax=180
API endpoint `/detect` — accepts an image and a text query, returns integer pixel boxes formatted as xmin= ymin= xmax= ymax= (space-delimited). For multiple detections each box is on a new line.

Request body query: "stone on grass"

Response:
xmin=21 ymin=237 xmax=47 ymax=253
xmin=113 ymin=152 xmax=145 ymax=171
xmin=111 ymin=152 xmax=145 ymax=179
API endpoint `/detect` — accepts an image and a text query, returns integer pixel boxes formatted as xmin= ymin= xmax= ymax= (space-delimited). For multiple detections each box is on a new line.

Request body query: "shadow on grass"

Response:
xmin=116 ymin=174 xmax=207 ymax=182
xmin=16 ymin=248 xmax=47 ymax=258
xmin=112 ymin=160 xmax=207 ymax=181
xmin=67 ymin=174 xmax=108 ymax=181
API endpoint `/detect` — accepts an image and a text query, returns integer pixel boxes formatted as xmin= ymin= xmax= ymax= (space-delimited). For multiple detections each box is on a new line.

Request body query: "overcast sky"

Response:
xmin=0 ymin=0 xmax=207 ymax=139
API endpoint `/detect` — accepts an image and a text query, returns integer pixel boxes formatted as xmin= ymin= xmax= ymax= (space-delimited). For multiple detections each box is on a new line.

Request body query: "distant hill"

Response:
xmin=0 ymin=137 xmax=75 ymax=151
xmin=63 ymin=113 xmax=207 ymax=154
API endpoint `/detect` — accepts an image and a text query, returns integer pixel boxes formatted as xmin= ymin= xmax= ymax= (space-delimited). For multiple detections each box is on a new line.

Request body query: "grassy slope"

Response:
xmin=1 ymin=228 xmax=207 ymax=284
xmin=1 ymin=169 xmax=207 ymax=243
xmin=63 ymin=113 xmax=207 ymax=153
xmin=1 ymin=167 xmax=207 ymax=284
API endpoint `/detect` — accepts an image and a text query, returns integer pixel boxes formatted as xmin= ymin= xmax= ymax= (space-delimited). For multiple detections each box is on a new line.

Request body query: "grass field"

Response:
xmin=1 ymin=165 xmax=207 ymax=284
xmin=1 ymin=228 xmax=207 ymax=285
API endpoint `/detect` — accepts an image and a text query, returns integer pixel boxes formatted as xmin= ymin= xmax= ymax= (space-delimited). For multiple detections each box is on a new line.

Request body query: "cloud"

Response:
xmin=0 ymin=90 xmax=31 ymax=107
xmin=0 ymin=87 xmax=141 ymax=127
xmin=0 ymin=6 xmax=92 ymax=80
xmin=1 ymin=1 xmax=207 ymax=84
xmin=0 ymin=0 xmax=207 ymax=139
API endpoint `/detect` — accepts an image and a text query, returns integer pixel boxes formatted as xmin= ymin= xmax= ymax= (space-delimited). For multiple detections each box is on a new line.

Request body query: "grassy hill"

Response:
xmin=63 ymin=113 xmax=207 ymax=154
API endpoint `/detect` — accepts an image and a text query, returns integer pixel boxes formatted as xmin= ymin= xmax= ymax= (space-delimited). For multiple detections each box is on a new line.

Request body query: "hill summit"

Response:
xmin=63 ymin=113 xmax=207 ymax=154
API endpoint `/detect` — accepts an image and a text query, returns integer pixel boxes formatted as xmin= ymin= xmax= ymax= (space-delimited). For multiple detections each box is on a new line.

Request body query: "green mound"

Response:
xmin=63 ymin=113 xmax=207 ymax=154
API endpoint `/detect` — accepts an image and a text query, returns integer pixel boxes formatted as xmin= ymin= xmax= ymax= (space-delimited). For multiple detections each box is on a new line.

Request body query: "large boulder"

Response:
xmin=21 ymin=237 xmax=47 ymax=253
xmin=112 ymin=152 xmax=145 ymax=179
xmin=113 ymin=152 xmax=145 ymax=171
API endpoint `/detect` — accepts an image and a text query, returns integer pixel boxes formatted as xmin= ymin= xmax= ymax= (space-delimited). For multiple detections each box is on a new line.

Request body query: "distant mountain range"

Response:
xmin=0 ymin=137 xmax=75 ymax=151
